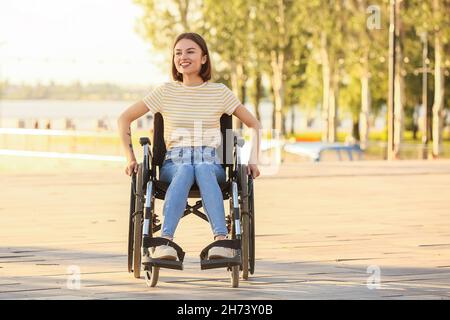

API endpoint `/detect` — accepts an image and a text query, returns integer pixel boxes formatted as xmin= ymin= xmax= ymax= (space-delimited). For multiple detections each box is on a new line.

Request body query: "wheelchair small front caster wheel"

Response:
xmin=145 ymin=266 xmax=160 ymax=287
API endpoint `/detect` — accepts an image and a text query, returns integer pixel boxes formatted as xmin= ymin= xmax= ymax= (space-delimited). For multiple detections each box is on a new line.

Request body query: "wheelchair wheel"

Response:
xmin=145 ymin=265 xmax=160 ymax=287
xmin=241 ymin=214 xmax=250 ymax=280
xmin=133 ymin=163 xmax=145 ymax=279
xmin=248 ymin=176 xmax=256 ymax=275
xmin=128 ymin=173 xmax=136 ymax=273
xmin=239 ymin=164 xmax=250 ymax=280
xmin=228 ymin=186 xmax=240 ymax=288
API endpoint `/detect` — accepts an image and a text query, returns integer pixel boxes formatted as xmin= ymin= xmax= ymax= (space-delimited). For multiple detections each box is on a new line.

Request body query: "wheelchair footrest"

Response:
xmin=142 ymin=236 xmax=186 ymax=263
xmin=200 ymin=256 xmax=241 ymax=270
xmin=199 ymin=239 xmax=242 ymax=270
xmin=143 ymin=258 xmax=183 ymax=271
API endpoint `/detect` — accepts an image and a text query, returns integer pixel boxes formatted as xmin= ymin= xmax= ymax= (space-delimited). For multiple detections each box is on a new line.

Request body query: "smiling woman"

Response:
xmin=117 ymin=32 xmax=261 ymax=263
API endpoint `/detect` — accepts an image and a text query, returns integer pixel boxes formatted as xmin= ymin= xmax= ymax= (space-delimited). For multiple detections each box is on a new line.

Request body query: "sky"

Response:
xmin=0 ymin=0 xmax=170 ymax=86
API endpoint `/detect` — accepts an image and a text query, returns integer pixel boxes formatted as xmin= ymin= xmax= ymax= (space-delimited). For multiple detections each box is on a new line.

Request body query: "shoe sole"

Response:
xmin=151 ymin=255 xmax=177 ymax=261
xmin=208 ymin=255 xmax=233 ymax=260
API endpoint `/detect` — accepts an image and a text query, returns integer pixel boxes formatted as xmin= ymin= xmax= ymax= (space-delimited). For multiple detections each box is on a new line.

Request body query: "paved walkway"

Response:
xmin=1 ymin=158 xmax=450 ymax=299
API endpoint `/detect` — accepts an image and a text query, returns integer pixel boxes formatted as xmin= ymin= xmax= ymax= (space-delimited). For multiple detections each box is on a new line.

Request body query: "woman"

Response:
xmin=118 ymin=32 xmax=261 ymax=261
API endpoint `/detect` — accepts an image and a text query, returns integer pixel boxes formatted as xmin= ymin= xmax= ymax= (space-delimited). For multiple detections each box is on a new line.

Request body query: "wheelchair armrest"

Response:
xmin=232 ymin=135 xmax=246 ymax=167
xmin=139 ymin=137 xmax=155 ymax=178
xmin=234 ymin=136 xmax=245 ymax=147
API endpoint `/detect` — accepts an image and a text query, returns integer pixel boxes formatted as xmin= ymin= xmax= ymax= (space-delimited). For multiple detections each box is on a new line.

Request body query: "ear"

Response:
xmin=202 ymin=55 xmax=208 ymax=65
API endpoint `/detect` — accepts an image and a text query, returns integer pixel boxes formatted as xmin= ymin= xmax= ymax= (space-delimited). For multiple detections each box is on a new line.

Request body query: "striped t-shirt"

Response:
xmin=143 ymin=81 xmax=241 ymax=149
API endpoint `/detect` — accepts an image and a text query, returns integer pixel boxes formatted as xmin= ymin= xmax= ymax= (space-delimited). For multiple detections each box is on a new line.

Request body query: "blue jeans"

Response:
xmin=159 ymin=146 xmax=227 ymax=239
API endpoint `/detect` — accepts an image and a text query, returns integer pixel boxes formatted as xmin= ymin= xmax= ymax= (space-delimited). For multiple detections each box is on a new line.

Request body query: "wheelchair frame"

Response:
xmin=127 ymin=113 xmax=255 ymax=288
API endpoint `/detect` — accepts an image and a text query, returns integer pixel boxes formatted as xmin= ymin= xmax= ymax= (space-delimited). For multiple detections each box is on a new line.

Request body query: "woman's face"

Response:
xmin=173 ymin=38 xmax=207 ymax=78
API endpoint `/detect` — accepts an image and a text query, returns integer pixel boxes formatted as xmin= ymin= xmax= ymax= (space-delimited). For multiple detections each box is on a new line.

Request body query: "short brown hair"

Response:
xmin=171 ymin=32 xmax=212 ymax=82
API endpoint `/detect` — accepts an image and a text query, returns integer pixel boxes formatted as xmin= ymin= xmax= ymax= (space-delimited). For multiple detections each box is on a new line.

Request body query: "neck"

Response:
xmin=182 ymin=74 xmax=205 ymax=87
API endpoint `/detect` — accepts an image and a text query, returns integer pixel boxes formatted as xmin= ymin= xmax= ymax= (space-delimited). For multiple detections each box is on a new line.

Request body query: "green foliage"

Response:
xmin=119 ymin=0 xmax=450 ymax=141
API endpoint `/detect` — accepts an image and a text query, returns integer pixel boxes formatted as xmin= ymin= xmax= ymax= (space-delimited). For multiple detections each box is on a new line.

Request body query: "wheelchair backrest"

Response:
xmin=151 ymin=112 xmax=233 ymax=170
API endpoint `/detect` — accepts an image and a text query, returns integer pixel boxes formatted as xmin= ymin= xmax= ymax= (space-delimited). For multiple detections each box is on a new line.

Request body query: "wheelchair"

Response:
xmin=127 ymin=113 xmax=256 ymax=288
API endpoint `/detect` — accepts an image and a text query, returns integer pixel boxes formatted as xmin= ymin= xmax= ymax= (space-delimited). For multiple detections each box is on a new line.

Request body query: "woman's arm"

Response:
xmin=117 ymin=100 xmax=149 ymax=175
xmin=232 ymin=104 xmax=262 ymax=178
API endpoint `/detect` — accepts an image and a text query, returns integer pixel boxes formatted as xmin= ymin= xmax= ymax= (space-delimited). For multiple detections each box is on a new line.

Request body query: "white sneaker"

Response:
xmin=151 ymin=245 xmax=177 ymax=260
xmin=208 ymin=246 xmax=234 ymax=259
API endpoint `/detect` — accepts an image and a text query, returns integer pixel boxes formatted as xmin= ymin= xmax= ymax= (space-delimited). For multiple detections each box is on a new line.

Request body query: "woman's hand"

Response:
xmin=125 ymin=160 xmax=138 ymax=176
xmin=247 ymin=163 xmax=260 ymax=179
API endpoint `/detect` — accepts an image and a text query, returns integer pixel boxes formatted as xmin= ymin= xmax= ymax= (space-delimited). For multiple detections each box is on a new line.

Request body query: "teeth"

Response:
xmin=181 ymin=63 xmax=191 ymax=67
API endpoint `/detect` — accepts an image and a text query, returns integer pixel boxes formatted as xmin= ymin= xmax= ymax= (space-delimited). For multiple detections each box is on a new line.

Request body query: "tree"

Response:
xmin=284 ymin=39 xmax=309 ymax=136
xmin=304 ymin=0 xmax=350 ymax=143
xmin=404 ymin=0 xmax=450 ymax=157
xmin=344 ymin=0 xmax=388 ymax=149
xmin=201 ymin=0 xmax=251 ymax=129
xmin=431 ymin=0 xmax=449 ymax=157
xmin=134 ymin=0 xmax=204 ymax=72
xmin=247 ymin=0 xmax=305 ymax=135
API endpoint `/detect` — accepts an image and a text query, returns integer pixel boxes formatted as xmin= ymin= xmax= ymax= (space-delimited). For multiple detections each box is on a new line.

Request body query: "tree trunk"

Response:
xmin=328 ymin=72 xmax=338 ymax=143
xmin=230 ymin=62 xmax=244 ymax=130
xmin=359 ymin=57 xmax=371 ymax=150
xmin=352 ymin=116 xmax=361 ymax=142
xmin=270 ymin=50 xmax=284 ymax=134
xmin=290 ymin=104 xmax=295 ymax=135
xmin=253 ymin=72 xmax=262 ymax=123
xmin=320 ymin=31 xmax=330 ymax=142
xmin=421 ymin=31 xmax=429 ymax=158
xmin=393 ymin=0 xmax=404 ymax=159
xmin=393 ymin=61 xmax=404 ymax=158
xmin=269 ymin=0 xmax=287 ymax=136
xmin=270 ymin=77 xmax=276 ymax=131
xmin=432 ymin=0 xmax=445 ymax=158
xmin=238 ymin=85 xmax=246 ymax=130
